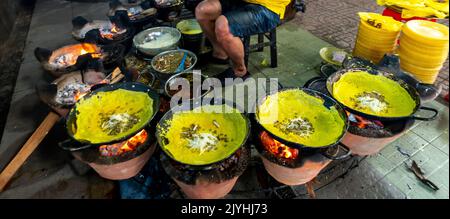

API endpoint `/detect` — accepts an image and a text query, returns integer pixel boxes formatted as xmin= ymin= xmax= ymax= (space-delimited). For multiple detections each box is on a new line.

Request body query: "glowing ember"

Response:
xmin=260 ymin=131 xmax=299 ymax=159
xmin=347 ymin=112 xmax=384 ymax=129
xmin=100 ymin=24 xmax=126 ymax=40
xmin=55 ymin=83 xmax=91 ymax=105
xmin=99 ymin=129 xmax=148 ymax=157
xmin=52 ymin=43 xmax=101 ymax=66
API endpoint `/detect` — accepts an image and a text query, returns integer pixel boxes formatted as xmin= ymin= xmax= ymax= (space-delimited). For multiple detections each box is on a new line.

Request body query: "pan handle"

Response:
xmin=411 ymin=106 xmax=439 ymax=121
xmin=322 ymin=143 xmax=352 ymax=160
xmin=58 ymin=139 xmax=93 ymax=152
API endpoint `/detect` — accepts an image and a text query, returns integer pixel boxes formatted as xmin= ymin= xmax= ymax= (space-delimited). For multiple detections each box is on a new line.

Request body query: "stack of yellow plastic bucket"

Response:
xmin=398 ymin=20 xmax=449 ymax=84
xmin=354 ymin=12 xmax=403 ymax=64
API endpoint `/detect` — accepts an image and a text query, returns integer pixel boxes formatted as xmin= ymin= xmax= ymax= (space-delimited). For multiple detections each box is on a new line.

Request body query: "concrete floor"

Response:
xmin=0 ymin=0 xmax=448 ymax=199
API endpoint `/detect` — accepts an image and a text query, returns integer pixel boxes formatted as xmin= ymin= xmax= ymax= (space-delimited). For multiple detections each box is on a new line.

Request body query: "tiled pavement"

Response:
xmin=0 ymin=0 xmax=448 ymax=199
xmin=295 ymin=0 xmax=449 ymax=97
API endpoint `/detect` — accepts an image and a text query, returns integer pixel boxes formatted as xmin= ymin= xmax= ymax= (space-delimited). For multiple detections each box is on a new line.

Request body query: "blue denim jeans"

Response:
xmin=219 ymin=0 xmax=281 ymax=37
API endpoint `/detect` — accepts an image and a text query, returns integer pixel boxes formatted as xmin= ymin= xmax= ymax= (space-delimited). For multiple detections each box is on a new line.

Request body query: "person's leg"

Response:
xmin=215 ymin=4 xmax=281 ymax=78
xmin=195 ymin=0 xmax=228 ymax=60
xmin=215 ymin=15 xmax=247 ymax=77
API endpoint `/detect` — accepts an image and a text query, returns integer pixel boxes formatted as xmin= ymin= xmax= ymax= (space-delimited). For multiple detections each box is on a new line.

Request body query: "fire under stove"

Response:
xmin=61 ymin=128 xmax=156 ymax=181
xmin=72 ymin=11 xmax=136 ymax=50
xmin=108 ymin=0 xmax=158 ymax=31
xmin=35 ymin=43 xmax=126 ymax=77
xmin=304 ymin=77 xmax=415 ymax=156
xmin=253 ymin=129 xmax=344 ymax=186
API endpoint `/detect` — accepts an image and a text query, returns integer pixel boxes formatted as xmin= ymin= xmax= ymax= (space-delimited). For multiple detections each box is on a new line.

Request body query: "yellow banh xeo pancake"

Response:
xmin=71 ymin=89 xmax=154 ymax=144
xmin=257 ymin=89 xmax=346 ymax=147
xmin=332 ymin=71 xmax=416 ymax=117
xmin=158 ymin=104 xmax=248 ymax=166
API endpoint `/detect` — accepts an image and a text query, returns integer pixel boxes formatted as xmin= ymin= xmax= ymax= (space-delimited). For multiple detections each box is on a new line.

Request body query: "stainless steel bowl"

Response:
xmin=164 ymin=71 xmax=211 ymax=100
xmin=133 ymin=27 xmax=181 ymax=56
xmin=151 ymin=49 xmax=198 ymax=82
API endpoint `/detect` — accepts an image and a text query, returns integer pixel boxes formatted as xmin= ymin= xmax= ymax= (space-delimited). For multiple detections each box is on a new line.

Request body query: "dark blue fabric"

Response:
xmin=220 ymin=1 xmax=281 ymax=37
xmin=119 ymin=155 xmax=174 ymax=199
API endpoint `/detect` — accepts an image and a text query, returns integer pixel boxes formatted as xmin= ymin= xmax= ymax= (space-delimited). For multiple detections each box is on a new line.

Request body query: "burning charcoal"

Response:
xmin=55 ymin=82 xmax=91 ymax=105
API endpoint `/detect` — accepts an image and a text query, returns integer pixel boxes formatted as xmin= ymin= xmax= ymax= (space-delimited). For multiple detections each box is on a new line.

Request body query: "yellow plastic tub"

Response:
xmin=400 ymin=34 xmax=450 ymax=55
xmin=353 ymin=46 xmax=386 ymax=63
xmin=399 ymin=55 xmax=444 ymax=69
xmin=402 ymin=20 xmax=449 ymax=46
xmin=356 ymin=31 xmax=399 ymax=46
xmin=400 ymin=61 xmax=442 ymax=84
xmin=398 ymin=47 xmax=449 ymax=63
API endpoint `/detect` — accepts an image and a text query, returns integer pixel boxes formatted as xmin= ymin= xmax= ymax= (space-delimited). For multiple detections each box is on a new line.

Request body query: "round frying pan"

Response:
xmin=326 ymin=68 xmax=438 ymax=122
xmin=253 ymin=87 xmax=351 ymax=160
xmin=62 ymin=82 xmax=160 ymax=151
xmin=155 ymin=98 xmax=251 ymax=169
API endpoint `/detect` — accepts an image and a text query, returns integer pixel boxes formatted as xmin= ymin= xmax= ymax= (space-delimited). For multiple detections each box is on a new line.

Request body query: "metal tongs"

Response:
xmin=407 ymin=161 xmax=440 ymax=191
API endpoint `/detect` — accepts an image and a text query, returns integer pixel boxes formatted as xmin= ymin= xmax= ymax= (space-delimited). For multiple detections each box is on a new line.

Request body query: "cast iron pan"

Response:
xmin=60 ymin=82 xmax=160 ymax=151
xmin=326 ymin=68 xmax=438 ymax=122
xmin=253 ymin=87 xmax=352 ymax=160
xmin=155 ymin=97 xmax=251 ymax=170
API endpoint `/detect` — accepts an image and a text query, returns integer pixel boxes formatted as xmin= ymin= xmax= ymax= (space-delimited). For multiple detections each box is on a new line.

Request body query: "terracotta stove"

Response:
xmin=71 ymin=128 xmax=156 ymax=180
xmin=108 ymin=0 xmax=157 ymax=30
xmin=304 ymin=76 xmax=415 ymax=156
xmin=160 ymin=146 xmax=250 ymax=199
xmin=341 ymin=113 xmax=414 ymax=156
xmin=72 ymin=11 xmax=135 ymax=47
xmin=34 ymin=43 xmax=126 ymax=77
xmin=255 ymin=131 xmax=339 ymax=186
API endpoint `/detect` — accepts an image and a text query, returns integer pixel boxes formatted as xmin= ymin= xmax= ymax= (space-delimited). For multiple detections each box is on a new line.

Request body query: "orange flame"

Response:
xmin=260 ymin=131 xmax=299 ymax=159
xmin=99 ymin=129 xmax=148 ymax=157
xmin=79 ymin=43 xmax=101 ymax=58
xmin=101 ymin=24 xmax=122 ymax=40
xmin=74 ymin=90 xmax=88 ymax=102
xmin=347 ymin=112 xmax=384 ymax=129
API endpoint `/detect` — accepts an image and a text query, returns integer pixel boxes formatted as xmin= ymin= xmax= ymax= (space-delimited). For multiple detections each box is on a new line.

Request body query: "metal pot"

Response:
xmin=164 ymin=71 xmax=211 ymax=100
xmin=151 ymin=49 xmax=197 ymax=83
xmin=155 ymin=0 xmax=184 ymax=21
xmin=133 ymin=27 xmax=181 ymax=57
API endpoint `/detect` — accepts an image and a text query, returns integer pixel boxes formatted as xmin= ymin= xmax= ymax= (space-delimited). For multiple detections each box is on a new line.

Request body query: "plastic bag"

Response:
xmin=377 ymin=0 xmax=449 ymax=18
xmin=358 ymin=12 xmax=404 ymax=32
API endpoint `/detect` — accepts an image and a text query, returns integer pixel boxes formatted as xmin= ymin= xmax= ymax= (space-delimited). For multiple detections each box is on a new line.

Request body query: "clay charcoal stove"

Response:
xmin=156 ymin=99 xmax=251 ymax=199
xmin=341 ymin=113 xmax=415 ymax=156
xmin=108 ymin=0 xmax=157 ymax=30
xmin=72 ymin=11 xmax=135 ymax=47
xmin=160 ymin=146 xmax=250 ymax=199
xmin=303 ymin=76 xmax=415 ymax=156
xmin=254 ymin=130 xmax=343 ymax=186
xmin=35 ymin=43 xmax=125 ymax=77
xmin=36 ymin=69 xmax=107 ymax=109
xmin=68 ymin=128 xmax=157 ymax=180
xmin=252 ymin=88 xmax=351 ymax=186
